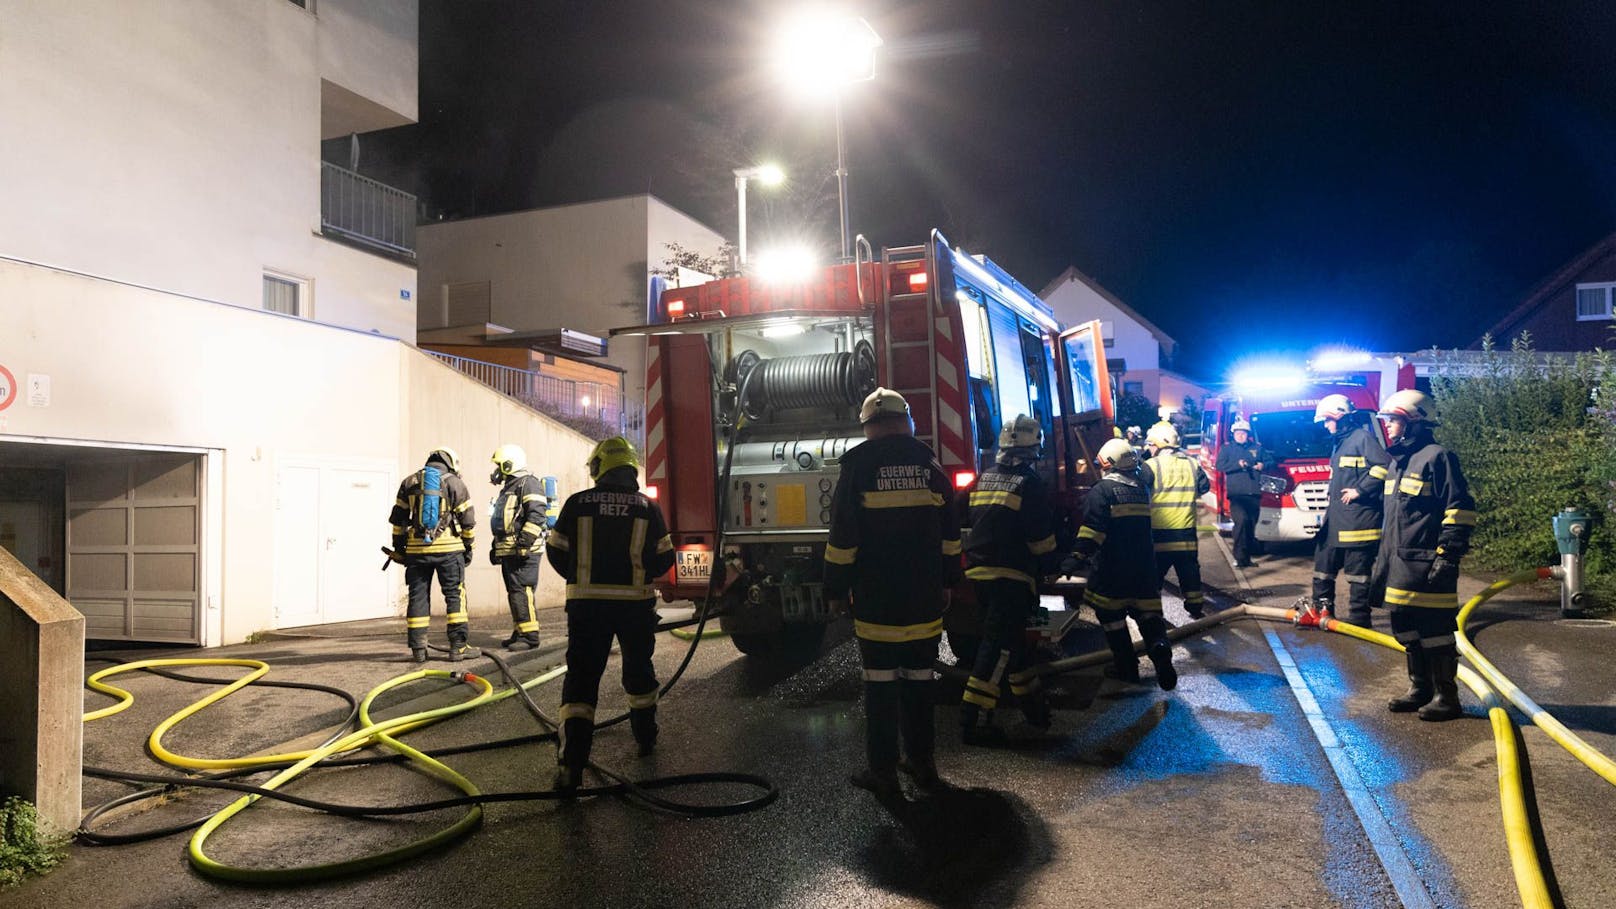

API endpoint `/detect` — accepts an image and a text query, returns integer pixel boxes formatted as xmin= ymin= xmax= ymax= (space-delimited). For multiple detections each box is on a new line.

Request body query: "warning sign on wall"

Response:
xmin=0 ymin=363 xmax=15 ymax=412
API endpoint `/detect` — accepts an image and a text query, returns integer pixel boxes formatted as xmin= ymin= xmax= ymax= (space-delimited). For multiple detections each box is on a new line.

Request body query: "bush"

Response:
xmin=1430 ymin=336 xmax=1616 ymax=611
xmin=0 ymin=797 xmax=67 ymax=889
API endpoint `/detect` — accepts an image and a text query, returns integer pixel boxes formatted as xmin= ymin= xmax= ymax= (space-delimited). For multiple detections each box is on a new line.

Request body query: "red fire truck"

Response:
xmin=612 ymin=231 xmax=1117 ymax=658
xmin=1198 ymin=354 xmax=1415 ymax=544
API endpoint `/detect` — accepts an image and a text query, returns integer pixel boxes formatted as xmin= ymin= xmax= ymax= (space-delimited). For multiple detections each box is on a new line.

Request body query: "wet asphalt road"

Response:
xmin=10 ymin=539 xmax=1616 ymax=909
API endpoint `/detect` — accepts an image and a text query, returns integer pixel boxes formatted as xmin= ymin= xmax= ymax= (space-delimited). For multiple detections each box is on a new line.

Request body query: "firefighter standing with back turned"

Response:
xmin=959 ymin=414 xmax=1057 ymax=745
xmin=546 ymin=437 xmax=675 ymax=791
xmin=1142 ymin=421 xmax=1211 ymax=618
xmin=389 ymin=447 xmax=477 ymax=663
xmin=1068 ymin=437 xmax=1178 ymax=690
xmin=1370 ymin=390 xmax=1477 ymax=722
xmin=824 ymin=387 xmax=961 ymax=799
xmin=1309 ymin=394 xmax=1391 ymax=627
xmin=488 ymin=443 xmax=549 ymax=650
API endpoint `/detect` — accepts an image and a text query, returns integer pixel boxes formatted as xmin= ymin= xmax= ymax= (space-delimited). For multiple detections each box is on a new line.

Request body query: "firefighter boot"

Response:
xmin=1387 ymin=647 xmax=1433 ymax=713
xmin=559 ymin=716 xmax=595 ymax=781
xmin=898 ymin=678 xmax=937 ymax=777
xmin=1021 ymin=692 xmax=1052 ymax=730
xmin=630 ymin=706 xmax=659 ymax=756
xmin=1418 ymin=652 xmax=1463 ymax=722
xmin=1101 ymin=625 xmax=1140 ymax=683
xmin=1141 ymin=616 xmax=1177 ymax=691
xmin=553 ymin=764 xmax=583 ymax=795
xmin=502 ymin=629 xmax=540 ymax=650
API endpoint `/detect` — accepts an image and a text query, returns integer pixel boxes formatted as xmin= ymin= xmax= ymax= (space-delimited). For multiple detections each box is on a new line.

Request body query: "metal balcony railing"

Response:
xmin=320 ymin=162 xmax=416 ymax=258
xmin=428 ymin=351 xmax=644 ymax=442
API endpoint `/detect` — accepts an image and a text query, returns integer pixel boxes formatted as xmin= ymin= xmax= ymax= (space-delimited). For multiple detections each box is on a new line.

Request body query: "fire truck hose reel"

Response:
xmin=732 ymin=340 xmax=876 ymax=419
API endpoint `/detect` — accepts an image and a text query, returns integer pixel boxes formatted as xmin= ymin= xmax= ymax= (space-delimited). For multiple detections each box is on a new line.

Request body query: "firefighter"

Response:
xmin=488 ymin=443 xmax=549 ymax=650
xmin=1309 ymin=395 xmax=1391 ymax=627
xmin=824 ymin=387 xmax=961 ymax=798
xmin=545 ymin=437 xmax=674 ymax=791
xmin=1142 ymin=422 xmax=1211 ymax=618
xmin=1068 ymin=438 xmax=1177 ymax=690
xmin=959 ymin=414 xmax=1058 ymax=745
xmin=388 ymin=447 xmax=477 ymax=662
xmin=1215 ymin=419 xmax=1273 ymax=568
xmin=1371 ymin=390 xmax=1477 ymax=722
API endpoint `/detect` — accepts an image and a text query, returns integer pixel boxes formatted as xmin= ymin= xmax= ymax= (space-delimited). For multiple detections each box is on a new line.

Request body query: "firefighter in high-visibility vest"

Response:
xmin=824 ymin=388 xmax=961 ymax=798
xmin=959 ymin=415 xmax=1058 ymax=744
xmin=1141 ymin=422 xmax=1211 ymax=618
xmin=1370 ymin=390 xmax=1477 ymax=722
xmin=545 ymin=437 xmax=675 ymax=791
xmin=1067 ymin=438 xmax=1177 ymax=690
xmin=1309 ymin=395 xmax=1391 ymax=627
xmin=388 ymin=447 xmax=477 ymax=663
xmin=488 ymin=443 xmax=549 ymax=650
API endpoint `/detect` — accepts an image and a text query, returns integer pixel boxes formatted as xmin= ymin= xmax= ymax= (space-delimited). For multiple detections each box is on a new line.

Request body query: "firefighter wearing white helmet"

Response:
xmin=959 ymin=415 xmax=1057 ymax=743
xmin=388 ymin=447 xmax=477 ymax=662
xmin=1371 ymin=389 xmax=1477 ymax=722
xmin=1142 ymin=420 xmax=1211 ymax=618
xmin=1307 ymin=395 xmax=1390 ymax=627
xmin=546 ymin=437 xmax=675 ymax=790
xmin=488 ymin=443 xmax=552 ymax=651
xmin=825 ymin=386 xmax=960 ymax=796
xmin=1066 ymin=436 xmax=1177 ymax=689
xmin=1214 ymin=417 xmax=1273 ymax=568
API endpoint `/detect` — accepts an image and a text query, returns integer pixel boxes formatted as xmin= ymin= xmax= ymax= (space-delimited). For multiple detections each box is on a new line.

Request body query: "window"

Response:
xmin=1575 ymin=283 xmax=1614 ymax=321
xmin=1123 ymin=381 xmax=1144 ymax=396
xmin=263 ymin=272 xmax=307 ymax=317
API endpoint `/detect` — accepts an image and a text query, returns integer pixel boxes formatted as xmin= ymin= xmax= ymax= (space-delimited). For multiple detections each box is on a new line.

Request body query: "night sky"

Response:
xmin=395 ymin=1 xmax=1616 ymax=381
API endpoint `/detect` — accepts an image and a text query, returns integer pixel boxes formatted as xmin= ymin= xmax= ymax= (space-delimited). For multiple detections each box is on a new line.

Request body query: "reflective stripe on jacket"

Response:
xmin=963 ymin=462 xmax=1058 ymax=592
xmin=1075 ymin=470 xmax=1159 ymax=601
xmin=1144 ymin=449 xmax=1210 ymax=552
xmin=547 ymin=481 xmax=674 ymax=602
xmin=492 ymin=472 xmax=550 ymax=557
xmin=1322 ymin=420 xmax=1391 ymax=549
xmin=1371 ymin=426 xmax=1477 ymax=609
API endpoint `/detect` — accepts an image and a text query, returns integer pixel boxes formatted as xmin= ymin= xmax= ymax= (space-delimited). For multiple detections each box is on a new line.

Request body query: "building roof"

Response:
xmin=1477 ymin=230 xmax=1616 ymax=347
xmin=1040 ymin=265 xmax=1177 ymax=356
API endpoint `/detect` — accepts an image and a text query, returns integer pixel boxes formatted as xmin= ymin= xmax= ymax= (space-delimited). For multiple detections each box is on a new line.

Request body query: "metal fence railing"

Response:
xmin=428 ymin=351 xmax=644 ymax=442
xmin=321 ymin=162 xmax=416 ymax=258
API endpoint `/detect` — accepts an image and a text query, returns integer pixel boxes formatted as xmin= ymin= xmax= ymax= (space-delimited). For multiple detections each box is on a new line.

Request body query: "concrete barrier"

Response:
xmin=0 ymin=544 xmax=83 ymax=835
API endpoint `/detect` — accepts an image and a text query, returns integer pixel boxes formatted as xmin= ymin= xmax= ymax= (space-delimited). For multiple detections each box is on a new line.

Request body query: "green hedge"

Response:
xmin=1 ymin=797 xmax=66 ymax=889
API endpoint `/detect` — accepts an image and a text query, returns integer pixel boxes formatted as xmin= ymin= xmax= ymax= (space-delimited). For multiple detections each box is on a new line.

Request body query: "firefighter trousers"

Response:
xmin=1228 ymin=494 xmax=1261 ymax=564
xmin=499 ymin=552 xmax=542 ymax=639
xmin=558 ymin=599 xmax=660 ymax=770
xmin=404 ymin=553 xmax=468 ymax=648
xmin=962 ymin=580 xmax=1045 ymax=727
xmin=856 ymin=635 xmax=939 ymax=776
xmin=1155 ymin=549 xmax=1204 ymax=616
xmin=1089 ymin=596 xmax=1169 ymax=672
xmin=1312 ymin=543 xmax=1376 ymax=625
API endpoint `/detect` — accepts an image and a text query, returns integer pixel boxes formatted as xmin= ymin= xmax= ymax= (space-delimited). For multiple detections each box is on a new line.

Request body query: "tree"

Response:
xmin=1116 ymin=391 xmax=1158 ymax=433
xmin=650 ymin=241 xmax=737 ymax=281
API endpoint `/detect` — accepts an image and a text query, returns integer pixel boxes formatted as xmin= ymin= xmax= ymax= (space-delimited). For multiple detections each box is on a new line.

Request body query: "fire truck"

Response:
xmin=1198 ymin=353 xmax=1415 ymax=544
xmin=612 ymin=230 xmax=1117 ymax=658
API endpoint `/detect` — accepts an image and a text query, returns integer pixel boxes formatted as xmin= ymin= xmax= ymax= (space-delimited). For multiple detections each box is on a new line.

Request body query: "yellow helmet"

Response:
xmin=1145 ymin=421 xmax=1180 ymax=449
xmin=1097 ymin=437 xmax=1138 ymax=471
xmin=1380 ymin=389 xmax=1437 ymax=424
xmin=588 ymin=436 xmax=641 ymax=480
xmin=491 ymin=443 xmax=528 ymax=477
xmin=429 ymin=447 xmax=460 ymax=472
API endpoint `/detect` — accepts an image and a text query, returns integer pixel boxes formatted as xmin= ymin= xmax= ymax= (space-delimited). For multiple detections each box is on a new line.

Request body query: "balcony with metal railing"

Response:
xmin=320 ymin=162 xmax=416 ymax=259
xmin=427 ymin=351 xmax=644 ymax=442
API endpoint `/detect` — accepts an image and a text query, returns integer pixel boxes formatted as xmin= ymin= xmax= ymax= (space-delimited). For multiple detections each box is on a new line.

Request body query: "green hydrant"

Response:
xmin=1551 ymin=507 xmax=1591 ymax=617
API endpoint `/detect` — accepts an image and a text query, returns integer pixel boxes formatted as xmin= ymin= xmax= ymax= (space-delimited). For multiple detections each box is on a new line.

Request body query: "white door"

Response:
xmin=274 ymin=464 xmax=323 ymax=628
xmin=318 ymin=466 xmax=392 ymax=624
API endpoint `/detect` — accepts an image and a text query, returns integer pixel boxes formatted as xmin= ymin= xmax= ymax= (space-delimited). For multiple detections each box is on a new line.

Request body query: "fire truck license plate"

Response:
xmin=675 ymin=550 xmax=713 ymax=583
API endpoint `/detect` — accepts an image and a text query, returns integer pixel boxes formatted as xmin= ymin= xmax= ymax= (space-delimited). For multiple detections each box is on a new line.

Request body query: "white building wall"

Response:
xmin=1043 ymin=278 xmax=1162 ymax=376
xmin=317 ymin=0 xmax=420 ymax=126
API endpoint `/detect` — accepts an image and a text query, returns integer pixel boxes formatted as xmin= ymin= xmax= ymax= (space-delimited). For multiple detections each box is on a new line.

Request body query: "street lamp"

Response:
xmin=734 ymin=163 xmax=785 ymax=269
xmin=773 ymin=12 xmax=882 ymax=263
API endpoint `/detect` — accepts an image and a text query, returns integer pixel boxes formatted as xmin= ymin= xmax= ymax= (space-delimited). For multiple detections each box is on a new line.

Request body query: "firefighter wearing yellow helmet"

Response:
xmin=1370 ymin=390 xmax=1477 ymax=722
xmin=959 ymin=415 xmax=1057 ymax=744
xmin=488 ymin=443 xmax=551 ymax=650
xmin=1065 ymin=437 xmax=1177 ymax=690
xmin=388 ymin=447 xmax=478 ymax=662
xmin=1308 ymin=395 xmax=1391 ymax=627
xmin=1142 ymin=421 xmax=1211 ymax=618
xmin=545 ymin=436 xmax=675 ymax=790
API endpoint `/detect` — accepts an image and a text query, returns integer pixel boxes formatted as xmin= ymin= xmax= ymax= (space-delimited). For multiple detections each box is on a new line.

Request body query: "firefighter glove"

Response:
xmin=518 ymin=532 xmax=538 ymax=553
xmin=462 ymin=548 xmax=474 ymax=566
xmin=1427 ymin=557 xmax=1461 ymax=588
xmin=488 ymin=548 xmax=500 ymax=566
xmin=1059 ymin=553 xmax=1092 ymax=578
xmin=392 ymin=534 xmax=406 ymax=554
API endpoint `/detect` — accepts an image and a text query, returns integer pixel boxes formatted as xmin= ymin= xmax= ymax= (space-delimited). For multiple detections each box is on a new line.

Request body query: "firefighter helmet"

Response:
xmin=1380 ymin=389 xmax=1437 ymax=424
xmin=859 ymin=387 xmax=911 ymax=425
xmin=491 ymin=443 xmax=528 ymax=477
xmin=1097 ymin=437 xmax=1138 ymax=471
xmin=429 ymin=447 xmax=460 ymax=473
xmin=1145 ymin=421 xmax=1181 ymax=449
xmin=587 ymin=437 xmax=641 ymax=480
xmin=998 ymin=414 xmax=1043 ymax=452
xmin=1230 ymin=419 xmax=1252 ymax=434
xmin=1314 ymin=394 xmax=1354 ymax=423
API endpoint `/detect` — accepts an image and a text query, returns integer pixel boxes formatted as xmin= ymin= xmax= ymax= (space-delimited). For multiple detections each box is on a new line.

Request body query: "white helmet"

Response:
xmin=1380 ymin=389 xmax=1437 ymax=424
xmin=1230 ymin=419 xmax=1252 ymax=434
xmin=998 ymin=414 xmax=1043 ymax=451
xmin=1097 ymin=437 xmax=1138 ymax=471
xmin=429 ymin=447 xmax=460 ymax=472
xmin=1314 ymin=394 xmax=1353 ymax=423
xmin=491 ymin=443 xmax=528 ymax=477
xmin=1145 ymin=422 xmax=1180 ymax=449
xmin=859 ymin=387 xmax=911 ymax=425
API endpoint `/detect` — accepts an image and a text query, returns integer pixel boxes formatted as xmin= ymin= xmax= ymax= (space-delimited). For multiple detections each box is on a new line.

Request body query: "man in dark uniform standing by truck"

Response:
xmin=1308 ymin=395 xmax=1391 ymax=627
xmin=825 ymin=387 xmax=961 ymax=798
xmin=1215 ymin=419 xmax=1273 ymax=568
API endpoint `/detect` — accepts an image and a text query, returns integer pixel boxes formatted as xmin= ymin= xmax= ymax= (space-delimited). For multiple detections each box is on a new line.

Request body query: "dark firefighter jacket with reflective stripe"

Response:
xmin=1074 ymin=471 xmax=1159 ymax=603
xmin=546 ymin=480 xmax=674 ymax=602
xmin=822 ymin=434 xmax=962 ymax=639
xmin=1215 ymin=440 xmax=1274 ymax=498
xmin=491 ymin=472 xmax=550 ymax=557
xmin=962 ymin=462 xmax=1058 ymax=592
xmin=1322 ymin=420 xmax=1391 ymax=549
xmin=389 ymin=466 xmax=476 ymax=556
xmin=1370 ymin=426 xmax=1477 ymax=609
xmin=1141 ymin=449 xmax=1209 ymax=552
